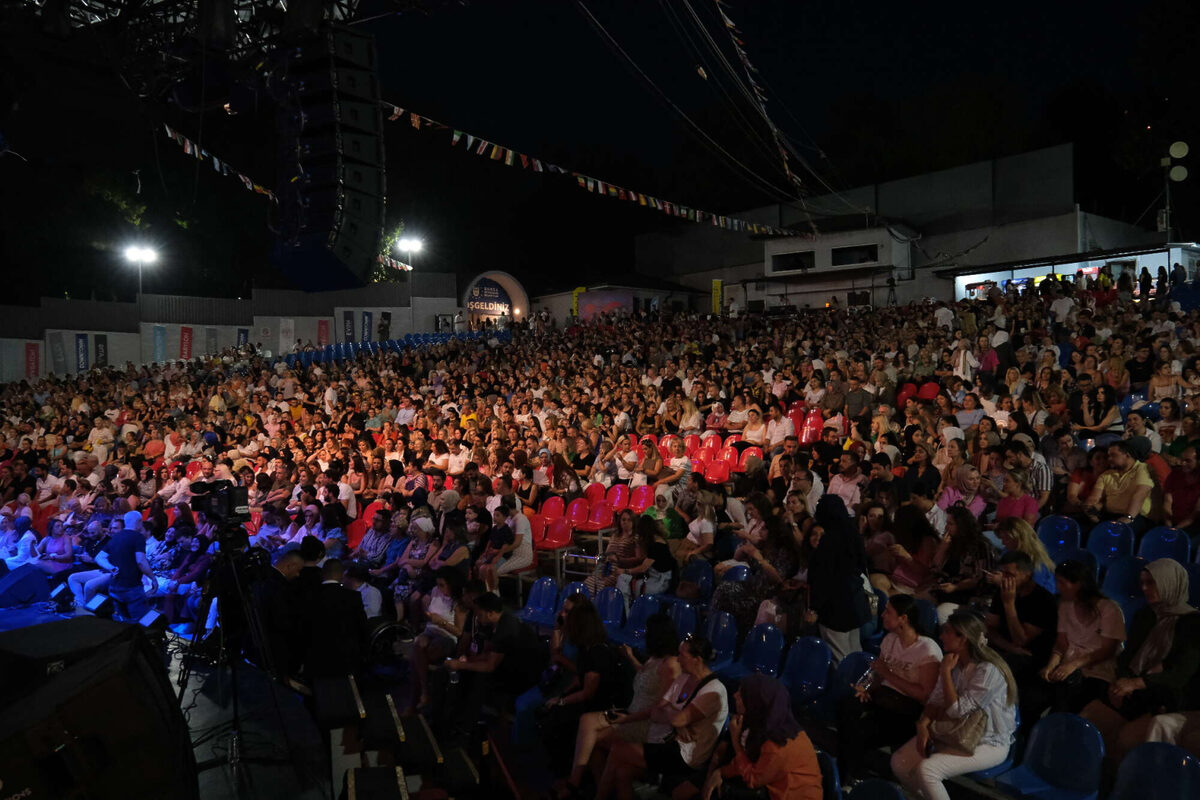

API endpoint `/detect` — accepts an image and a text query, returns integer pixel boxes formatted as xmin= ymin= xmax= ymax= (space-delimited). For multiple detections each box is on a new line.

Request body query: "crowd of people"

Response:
xmin=2 ymin=268 xmax=1199 ymax=798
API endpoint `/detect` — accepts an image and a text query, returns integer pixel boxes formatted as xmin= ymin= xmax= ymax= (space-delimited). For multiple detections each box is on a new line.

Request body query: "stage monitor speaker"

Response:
xmin=0 ymin=618 xmax=199 ymax=799
xmin=0 ymin=564 xmax=50 ymax=608
xmin=85 ymin=593 xmax=115 ymax=617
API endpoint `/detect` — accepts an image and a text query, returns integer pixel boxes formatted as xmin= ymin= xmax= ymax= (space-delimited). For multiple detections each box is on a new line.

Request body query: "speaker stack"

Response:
xmin=274 ymin=26 xmax=386 ymax=290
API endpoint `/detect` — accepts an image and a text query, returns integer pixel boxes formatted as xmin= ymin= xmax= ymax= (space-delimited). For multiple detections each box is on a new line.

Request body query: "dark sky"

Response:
xmin=1 ymin=0 xmax=1195 ymax=300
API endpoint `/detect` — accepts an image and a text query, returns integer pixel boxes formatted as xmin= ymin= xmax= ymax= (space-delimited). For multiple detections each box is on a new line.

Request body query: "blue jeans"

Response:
xmin=110 ymin=583 xmax=150 ymax=621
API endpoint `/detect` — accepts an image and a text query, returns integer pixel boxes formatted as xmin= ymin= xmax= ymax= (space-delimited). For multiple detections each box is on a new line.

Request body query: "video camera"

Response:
xmin=189 ymin=480 xmax=251 ymax=524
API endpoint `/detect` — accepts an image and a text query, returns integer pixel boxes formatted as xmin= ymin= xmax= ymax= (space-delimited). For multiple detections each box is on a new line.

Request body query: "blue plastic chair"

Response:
xmin=666 ymin=601 xmax=698 ymax=640
xmin=554 ymin=581 xmax=589 ymax=615
xmin=968 ymin=707 xmax=1021 ymax=780
xmin=1086 ymin=521 xmax=1134 ymax=571
xmin=595 ymin=586 xmax=625 ymax=635
xmin=862 ymin=588 xmax=889 ymax=654
xmin=811 ymin=652 xmax=875 ymax=721
xmin=516 ymin=576 xmax=559 ymax=627
xmin=1111 ymin=741 xmax=1200 ymax=800
xmin=1138 ymin=401 xmax=1161 ymax=421
xmin=816 ymin=749 xmax=841 ymax=800
xmin=995 ymin=713 xmax=1105 ymax=800
xmin=611 ymin=595 xmax=660 ymax=646
xmin=848 ymin=779 xmax=906 ymax=800
xmin=1038 ymin=516 xmax=1082 ymax=564
xmin=722 ymin=564 xmax=750 ymax=583
xmin=1060 ymin=547 xmax=1100 ymax=581
xmin=718 ymin=623 xmax=786 ymax=680
xmin=1138 ymin=526 xmax=1191 ymax=563
xmin=1101 ymin=555 xmax=1148 ymax=601
xmin=705 ymin=610 xmax=739 ymax=673
xmin=781 ymin=636 xmax=832 ymax=709
xmin=659 ymin=559 xmax=714 ymax=607
xmin=913 ymin=597 xmax=939 ymax=638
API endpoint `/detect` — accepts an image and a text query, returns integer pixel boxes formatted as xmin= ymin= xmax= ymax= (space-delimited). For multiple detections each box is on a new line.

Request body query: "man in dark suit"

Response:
xmin=252 ymin=549 xmax=304 ymax=680
xmin=304 ymin=559 xmax=369 ymax=679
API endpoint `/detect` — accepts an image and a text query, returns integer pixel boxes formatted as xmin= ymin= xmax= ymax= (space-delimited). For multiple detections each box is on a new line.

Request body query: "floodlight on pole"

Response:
xmin=124 ymin=246 xmax=158 ymax=295
xmin=396 ymin=237 xmax=423 ymax=268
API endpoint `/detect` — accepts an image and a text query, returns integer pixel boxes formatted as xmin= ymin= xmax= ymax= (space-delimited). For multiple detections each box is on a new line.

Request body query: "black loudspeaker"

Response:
xmin=274 ymin=25 xmax=386 ymax=291
xmin=0 ymin=618 xmax=199 ymax=799
xmin=0 ymin=564 xmax=50 ymax=608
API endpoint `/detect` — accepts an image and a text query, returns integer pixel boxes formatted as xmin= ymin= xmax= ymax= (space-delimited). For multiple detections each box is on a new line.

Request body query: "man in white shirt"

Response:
xmin=828 ymin=452 xmax=866 ymax=516
xmin=446 ymin=440 xmax=471 ymax=477
xmin=933 ymin=303 xmax=955 ymax=330
xmin=344 ymin=562 xmax=382 ymax=619
xmin=764 ymin=404 xmax=795 ymax=456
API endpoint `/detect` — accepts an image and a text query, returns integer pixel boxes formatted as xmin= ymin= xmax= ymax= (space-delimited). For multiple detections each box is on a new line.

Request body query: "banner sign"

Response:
xmin=317 ymin=319 xmax=330 ymax=347
xmin=578 ymin=290 xmax=632 ymax=320
xmin=24 ymin=342 xmax=39 ymax=379
xmin=236 ymin=328 xmax=249 ymax=347
xmin=74 ymin=334 xmax=89 ymax=373
xmin=468 ymin=277 xmax=513 ymax=317
xmin=279 ymin=318 xmax=295 ymax=354
xmin=49 ymin=332 xmax=67 ymax=375
xmin=342 ymin=310 xmax=354 ymax=343
xmin=94 ymin=333 xmax=108 ymax=368
xmin=712 ymin=279 xmax=723 ymax=314
xmin=571 ymin=286 xmax=587 ymax=318
xmin=153 ymin=325 xmax=166 ymax=362
xmin=205 ymin=327 xmax=218 ymax=356
xmin=179 ymin=326 xmax=193 ymax=359
xmin=361 ymin=311 xmax=373 ymax=342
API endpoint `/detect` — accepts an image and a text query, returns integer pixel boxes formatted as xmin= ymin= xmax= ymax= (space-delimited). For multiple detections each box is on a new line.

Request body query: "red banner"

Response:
xmin=317 ymin=319 xmax=330 ymax=347
xmin=24 ymin=342 xmax=39 ymax=379
xmin=179 ymin=326 xmax=193 ymax=359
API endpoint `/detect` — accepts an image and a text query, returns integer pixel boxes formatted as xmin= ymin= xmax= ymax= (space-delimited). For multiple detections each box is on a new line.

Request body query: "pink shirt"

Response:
xmin=996 ymin=493 xmax=1038 ymax=522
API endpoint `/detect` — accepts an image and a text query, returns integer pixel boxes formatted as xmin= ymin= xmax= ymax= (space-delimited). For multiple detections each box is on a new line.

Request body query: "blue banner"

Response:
xmin=342 ymin=310 xmax=354 ymax=343
xmin=153 ymin=325 xmax=166 ymax=362
xmin=361 ymin=311 xmax=373 ymax=342
xmin=74 ymin=333 xmax=89 ymax=373
xmin=236 ymin=328 xmax=249 ymax=346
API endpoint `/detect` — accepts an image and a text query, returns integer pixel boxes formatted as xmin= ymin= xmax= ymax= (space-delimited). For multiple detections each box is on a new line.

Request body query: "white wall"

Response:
xmin=411 ymin=297 xmax=461 ymax=333
xmin=0 ymin=338 xmax=43 ymax=383
xmin=331 ymin=307 xmax=413 ymax=343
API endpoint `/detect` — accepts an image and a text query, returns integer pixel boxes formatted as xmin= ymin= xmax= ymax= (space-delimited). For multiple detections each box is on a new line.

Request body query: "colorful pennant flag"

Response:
xmin=162 ymin=124 xmax=275 ymax=202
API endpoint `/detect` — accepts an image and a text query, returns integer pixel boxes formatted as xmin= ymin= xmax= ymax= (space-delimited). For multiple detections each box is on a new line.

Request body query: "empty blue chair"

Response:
xmin=1111 ymin=742 xmax=1200 ymax=800
xmin=848 ymin=779 xmax=905 ymax=800
xmin=595 ymin=586 xmax=625 ymax=635
xmin=719 ymin=623 xmax=786 ymax=680
xmin=679 ymin=559 xmax=714 ymax=603
xmin=1138 ymin=526 xmax=1190 ymax=563
xmin=1087 ymin=521 xmax=1134 ymax=571
xmin=705 ymin=610 xmax=739 ymax=673
xmin=1038 ymin=516 xmax=1082 ymax=564
xmin=517 ymin=576 xmax=559 ymax=627
xmin=781 ymin=636 xmax=833 ymax=709
xmin=816 ymin=750 xmax=841 ymax=800
xmin=722 ymin=564 xmax=750 ymax=583
xmin=995 ymin=713 xmax=1105 ymax=800
xmin=1102 ymin=555 xmax=1148 ymax=601
xmin=667 ymin=601 xmax=698 ymax=640
xmin=611 ymin=595 xmax=660 ymax=646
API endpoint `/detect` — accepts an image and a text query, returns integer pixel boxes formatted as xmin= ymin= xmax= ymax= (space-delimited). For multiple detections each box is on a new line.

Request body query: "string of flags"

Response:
xmin=384 ymin=103 xmax=795 ymax=237
xmin=162 ymin=124 xmax=277 ymax=202
xmin=377 ymin=254 xmax=413 ymax=272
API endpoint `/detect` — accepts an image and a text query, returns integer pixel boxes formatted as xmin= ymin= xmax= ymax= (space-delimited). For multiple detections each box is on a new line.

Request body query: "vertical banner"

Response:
xmin=24 ymin=342 xmax=40 ymax=379
xmin=74 ymin=333 xmax=89 ymax=373
xmin=153 ymin=325 xmax=166 ymax=362
xmin=361 ymin=311 xmax=373 ymax=342
xmin=342 ymin=310 xmax=354 ymax=342
xmin=205 ymin=327 xmax=218 ymax=355
xmin=712 ymin=279 xmax=723 ymax=314
xmin=179 ymin=326 xmax=194 ymax=359
xmin=379 ymin=311 xmax=392 ymax=341
xmin=279 ymin=318 xmax=295 ymax=354
xmin=317 ymin=319 xmax=330 ymax=347
xmin=571 ymin=286 xmax=587 ymax=318
xmin=236 ymin=328 xmax=249 ymax=346
xmin=94 ymin=334 xmax=108 ymax=368
xmin=49 ymin=332 xmax=67 ymax=375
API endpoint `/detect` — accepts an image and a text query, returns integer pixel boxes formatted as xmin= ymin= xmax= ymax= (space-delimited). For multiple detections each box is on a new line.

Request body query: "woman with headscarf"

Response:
xmin=702 ymin=674 xmax=822 ymax=800
xmin=1080 ymin=558 xmax=1200 ymax=760
xmin=808 ymin=495 xmax=872 ymax=661
xmin=936 ymin=465 xmax=987 ymax=520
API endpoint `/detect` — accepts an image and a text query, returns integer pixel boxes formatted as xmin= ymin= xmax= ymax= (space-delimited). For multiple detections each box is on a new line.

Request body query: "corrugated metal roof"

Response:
xmin=139 ymin=294 xmax=254 ymax=325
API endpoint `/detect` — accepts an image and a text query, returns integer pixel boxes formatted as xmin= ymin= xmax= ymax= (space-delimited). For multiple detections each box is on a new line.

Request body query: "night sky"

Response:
xmin=0 ymin=0 xmax=1195 ymax=302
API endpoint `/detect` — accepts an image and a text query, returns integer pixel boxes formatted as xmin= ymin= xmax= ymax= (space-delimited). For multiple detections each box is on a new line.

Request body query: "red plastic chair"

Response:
xmin=895 ymin=382 xmax=918 ymax=408
xmin=723 ymin=433 xmax=742 ymax=447
xmin=917 ymin=381 xmax=942 ymax=401
xmin=659 ymin=435 xmax=680 ymax=452
xmin=606 ymin=484 xmax=630 ymax=512
xmin=565 ymin=498 xmax=590 ymax=527
xmin=528 ymin=514 xmax=549 ymax=545
xmin=800 ymin=409 xmax=825 ymax=445
xmin=584 ymin=482 xmax=607 ymax=507
xmin=536 ymin=517 xmax=575 ymax=583
xmin=737 ymin=447 xmax=764 ymax=473
xmin=576 ymin=501 xmax=614 ymax=533
xmin=718 ymin=446 xmax=740 ymax=468
xmin=628 ymin=485 xmax=655 ymax=513
xmin=788 ymin=410 xmax=807 ymax=438
xmin=690 ymin=457 xmax=707 ymax=475
xmin=361 ymin=501 xmax=384 ymax=522
xmin=627 ymin=433 xmax=640 ymax=450
xmin=540 ymin=495 xmax=565 ymax=519
xmin=185 ymin=460 xmax=204 ymax=479
xmin=701 ymin=436 xmax=722 ymax=452
xmin=346 ymin=518 xmax=369 ymax=549
xmin=657 ymin=445 xmax=671 ymax=462
xmin=788 ymin=400 xmax=807 ymax=415
xmin=640 ymin=434 xmax=659 ymax=447
xmin=704 ymin=460 xmax=731 ymax=484
xmin=166 ymin=506 xmax=178 ymax=526
xmin=683 ymin=434 xmax=701 ymax=456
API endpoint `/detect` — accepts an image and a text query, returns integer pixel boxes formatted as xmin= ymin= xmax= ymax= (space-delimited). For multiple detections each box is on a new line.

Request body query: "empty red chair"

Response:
xmin=346 ymin=518 xmax=368 ymax=549
xmin=606 ymin=483 xmax=630 ymax=512
xmin=788 ymin=410 xmax=806 ymax=436
xmin=537 ymin=517 xmax=575 ymax=582
xmin=701 ymin=435 xmax=722 ymax=452
xmin=186 ymin=460 xmax=204 ymax=479
xmin=584 ymin=482 xmax=607 ymax=507
xmin=788 ymin=400 xmax=807 ymax=415
xmin=917 ymin=381 xmax=942 ymax=400
xmin=540 ymin=495 xmax=565 ymax=519
xmin=565 ymin=498 xmax=590 ymax=527
xmin=704 ymin=460 xmax=731 ymax=484
xmin=800 ymin=409 xmax=825 ymax=445
xmin=719 ymin=446 xmax=740 ymax=467
xmin=737 ymin=447 xmax=764 ymax=473
xmin=577 ymin=501 xmax=614 ymax=533
xmin=528 ymin=514 xmax=549 ymax=544
xmin=628 ymin=484 xmax=655 ymax=513
xmin=723 ymin=433 xmax=742 ymax=447
xmin=683 ymin=434 xmax=701 ymax=456
xmin=690 ymin=458 xmax=704 ymax=474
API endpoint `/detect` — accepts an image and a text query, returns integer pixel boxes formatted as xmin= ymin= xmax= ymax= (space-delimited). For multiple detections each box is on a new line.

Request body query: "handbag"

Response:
xmin=929 ymin=707 xmax=987 ymax=756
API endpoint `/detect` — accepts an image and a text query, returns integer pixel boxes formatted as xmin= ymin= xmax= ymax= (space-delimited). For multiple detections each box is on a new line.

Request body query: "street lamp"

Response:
xmin=123 ymin=246 xmax=158 ymax=295
xmin=396 ymin=237 xmax=423 ymax=269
